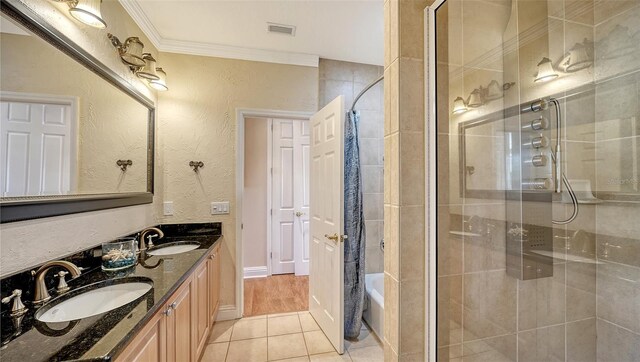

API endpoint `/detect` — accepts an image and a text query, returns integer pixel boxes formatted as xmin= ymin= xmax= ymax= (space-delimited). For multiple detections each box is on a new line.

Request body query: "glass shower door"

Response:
xmin=433 ymin=0 xmax=640 ymax=360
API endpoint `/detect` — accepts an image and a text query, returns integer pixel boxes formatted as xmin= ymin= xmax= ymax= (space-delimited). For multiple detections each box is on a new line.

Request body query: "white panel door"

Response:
xmin=272 ymin=119 xmax=296 ymax=274
xmin=294 ymin=120 xmax=311 ymax=276
xmin=0 ymin=100 xmax=72 ymax=196
xmin=271 ymin=118 xmax=311 ymax=276
xmin=309 ymin=96 xmax=345 ymax=354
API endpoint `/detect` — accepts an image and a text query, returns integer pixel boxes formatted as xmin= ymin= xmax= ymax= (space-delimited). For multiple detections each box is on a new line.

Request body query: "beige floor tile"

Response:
xmin=200 ymin=342 xmax=229 ymax=361
xmin=271 ymin=357 xmax=310 ymax=362
xmin=268 ymin=333 xmax=308 ymax=360
xmin=268 ymin=315 xmax=303 ymax=336
xmin=309 ymin=352 xmax=352 ymax=361
xmin=231 ymin=318 xmax=268 ymax=341
xmin=304 ymin=330 xmax=335 ymax=355
xmin=344 ymin=324 xmax=382 ymax=351
xmin=347 ymin=345 xmax=384 ymax=362
xmin=268 ymin=311 xmax=300 ymax=318
xmin=226 ymin=338 xmax=268 ymax=362
xmin=209 ymin=320 xmax=236 ymax=343
xmin=299 ymin=312 xmax=321 ymax=332
xmin=243 ymin=314 xmax=268 ymax=320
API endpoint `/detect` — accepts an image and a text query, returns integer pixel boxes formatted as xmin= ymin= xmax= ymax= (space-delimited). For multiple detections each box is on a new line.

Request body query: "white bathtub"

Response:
xmin=363 ymin=273 xmax=384 ymax=340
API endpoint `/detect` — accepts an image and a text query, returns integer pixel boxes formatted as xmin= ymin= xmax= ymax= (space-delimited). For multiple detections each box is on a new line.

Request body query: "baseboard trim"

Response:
xmin=243 ymin=266 xmax=268 ymax=279
xmin=216 ymin=305 xmax=240 ymax=321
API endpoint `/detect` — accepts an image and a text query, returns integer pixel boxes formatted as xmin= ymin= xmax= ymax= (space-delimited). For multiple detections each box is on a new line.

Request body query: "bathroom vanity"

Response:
xmin=0 ymin=223 xmax=223 ymax=361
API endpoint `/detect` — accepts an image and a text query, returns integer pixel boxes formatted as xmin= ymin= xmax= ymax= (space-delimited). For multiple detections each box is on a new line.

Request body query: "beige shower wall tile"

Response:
xmin=399 ymin=58 xmax=425 ymax=133
xmin=565 ymin=0 xmax=595 ymax=25
xmin=400 ymin=132 xmax=425 ymax=206
xmin=384 ymin=135 xmax=392 ymax=204
xmin=399 ymin=0 xmax=427 ymax=60
xmin=400 ymin=205 xmax=425 ymax=280
xmin=517 ymin=325 xmax=565 ymax=362
xmin=387 ymin=60 xmax=400 ymax=136
xmin=384 ymin=205 xmax=400 ymax=280
xmin=566 ymin=318 xmax=596 ymax=362
xmin=389 ymin=133 xmax=400 ymax=205
xmin=594 ymin=0 xmax=638 ymax=24
xmin=389 ymin=0 xmax=399 ymax=64
xmin=384 ymin=273 xmax=400 ymax=352
xmin=400 ymin=279 xmax=425 ymax=355
xmin=384 ymin=67 xmax=392 ymax=137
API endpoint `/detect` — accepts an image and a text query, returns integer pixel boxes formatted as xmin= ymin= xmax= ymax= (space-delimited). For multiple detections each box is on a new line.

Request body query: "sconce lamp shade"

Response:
xmin=534 ymin=57 xmax=558 ymax=83
xmin=467 ymin=89 xmax=483 ymax=108
xmin=560 ymin=41 xmax=593 ymax=72
xmin=120 ymin=37 xmax=145 ymax=67
xmin=136 ymin=53 xmax=160 ymax=81
xmin=150 ymin=68 xmax=168 ymax=91
xmin=68 ymin=0 xmax=106 ymax=29
xmin=452 ymin=96 xmax=468 ymax=114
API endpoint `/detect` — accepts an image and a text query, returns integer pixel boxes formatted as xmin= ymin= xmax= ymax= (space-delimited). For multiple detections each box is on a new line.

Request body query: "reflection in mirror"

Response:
xmin=0 ymin=14 xmax=150 ymax=197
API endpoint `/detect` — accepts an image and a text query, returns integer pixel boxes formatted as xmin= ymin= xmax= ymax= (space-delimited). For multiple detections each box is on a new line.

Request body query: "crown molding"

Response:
xmin=118 ymin=0 xmax=319 ymax=67
xmin=160 ymin=39 xmax=319 ymax=67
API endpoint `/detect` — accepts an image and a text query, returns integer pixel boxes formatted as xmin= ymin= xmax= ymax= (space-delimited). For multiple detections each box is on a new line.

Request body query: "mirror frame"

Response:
xmin=0 ymin=0 xmax=155 ymax=223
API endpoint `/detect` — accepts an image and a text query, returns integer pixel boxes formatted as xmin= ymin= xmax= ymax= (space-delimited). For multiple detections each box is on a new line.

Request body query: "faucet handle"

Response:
xmin=2 ymin=289 xmax=28 ymax=317
xmin=56 ymin=271 xmax=70 ymax=293
xmin=147 ymin=234 xmax=158 ymax=248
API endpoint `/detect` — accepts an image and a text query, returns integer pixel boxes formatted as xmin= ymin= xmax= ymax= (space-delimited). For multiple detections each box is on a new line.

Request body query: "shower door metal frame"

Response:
xmin=425 ymin=2 xmax=446 ymax=361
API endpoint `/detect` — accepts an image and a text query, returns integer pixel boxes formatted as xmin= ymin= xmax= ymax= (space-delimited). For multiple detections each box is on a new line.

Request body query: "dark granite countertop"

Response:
xmin=0 ymin=223 xmax=222 ymax=361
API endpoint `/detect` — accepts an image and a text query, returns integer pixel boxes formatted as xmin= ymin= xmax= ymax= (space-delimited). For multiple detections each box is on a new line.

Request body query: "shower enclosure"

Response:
xmin=429 ymin=0 xmax=639 ymax=360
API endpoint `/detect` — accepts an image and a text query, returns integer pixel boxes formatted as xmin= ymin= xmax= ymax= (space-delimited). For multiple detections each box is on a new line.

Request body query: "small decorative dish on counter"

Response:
xmin=101 ymin=238 xmax=136 ymax=271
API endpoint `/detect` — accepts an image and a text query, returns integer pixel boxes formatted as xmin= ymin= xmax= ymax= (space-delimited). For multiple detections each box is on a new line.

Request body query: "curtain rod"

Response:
xmin=350 ymin=75 xmax=384 ymax=113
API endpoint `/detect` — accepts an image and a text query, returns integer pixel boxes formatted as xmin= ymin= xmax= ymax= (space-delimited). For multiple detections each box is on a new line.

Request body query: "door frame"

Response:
xmin=236 ymin=108 xmax=313 ymax=318
xmin=426 ymin=2 xmax=446 ymax=361
xmin=0 ymin=91 xmax=79 ymax=194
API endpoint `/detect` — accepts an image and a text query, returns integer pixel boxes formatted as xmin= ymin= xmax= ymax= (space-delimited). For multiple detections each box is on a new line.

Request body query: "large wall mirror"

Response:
xmin=0 ymin=0 xmax=154 ymax=223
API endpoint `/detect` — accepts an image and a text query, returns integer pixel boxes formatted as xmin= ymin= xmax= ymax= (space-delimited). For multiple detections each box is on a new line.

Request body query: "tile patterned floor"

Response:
xmin=244 ymin=275 xmax=309 ymax=317
xmin=201 ymin=311 xmax=383 ymax=362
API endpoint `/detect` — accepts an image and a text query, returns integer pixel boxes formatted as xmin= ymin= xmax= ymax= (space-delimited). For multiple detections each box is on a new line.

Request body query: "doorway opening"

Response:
xmin=238 ymin=110 xmax=312 ymax=317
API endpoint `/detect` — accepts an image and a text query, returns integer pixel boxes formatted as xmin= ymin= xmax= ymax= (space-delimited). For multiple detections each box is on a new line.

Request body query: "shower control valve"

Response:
xmin=531 ymin=135 xmax=549 ymax=149
xmin=531 ymin=154 xmax=548 ymax=167
xmin=524 ymin=116 xmax=548 ymax=131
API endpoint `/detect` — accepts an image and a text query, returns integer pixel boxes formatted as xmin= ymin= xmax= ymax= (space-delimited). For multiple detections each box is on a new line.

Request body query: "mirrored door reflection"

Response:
xmin=434 ymin=0 xmax=640 ymax=360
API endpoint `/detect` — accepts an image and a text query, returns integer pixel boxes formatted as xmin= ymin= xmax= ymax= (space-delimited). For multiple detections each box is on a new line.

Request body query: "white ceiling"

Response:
xmin=120 ymin=0 xmax=384 ymax=67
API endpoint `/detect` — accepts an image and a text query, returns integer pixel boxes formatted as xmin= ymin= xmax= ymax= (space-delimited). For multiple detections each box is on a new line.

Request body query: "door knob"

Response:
xmin=324 ymin=233 xmax=348 ymax=242
xmin=295 ymin=211 xmax=305 ymax=217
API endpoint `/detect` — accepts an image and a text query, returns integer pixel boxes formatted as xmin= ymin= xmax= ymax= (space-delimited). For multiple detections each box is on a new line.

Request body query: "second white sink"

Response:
xmin=146 ymin=241 xmax=200 ymax=256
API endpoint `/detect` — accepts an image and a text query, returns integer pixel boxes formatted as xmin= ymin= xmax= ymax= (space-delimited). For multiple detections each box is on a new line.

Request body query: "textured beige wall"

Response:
xmin=1 ymin=33 xmax=148 ymax=194
xmin=243 ymin=117 xmax=269 ymax=269
xmin=157 ymin=52 xmax=318 ymax=307
xmin=0 ymin=0 xmax=160 ymax=277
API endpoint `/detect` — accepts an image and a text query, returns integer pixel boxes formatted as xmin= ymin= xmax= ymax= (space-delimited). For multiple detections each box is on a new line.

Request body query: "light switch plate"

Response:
xmin=163 ymin=201 xmax=174 ymax=216
xmin=211 ymin=201 xmax=230 ymax=215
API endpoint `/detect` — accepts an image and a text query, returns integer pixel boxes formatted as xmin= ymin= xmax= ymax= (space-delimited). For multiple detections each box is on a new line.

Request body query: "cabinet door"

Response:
xmin=194 ymin=261 xmax=210 ymax=359
xmin=115 ymin=306 xmax=167 ymax=362
xmin=166 ymin=278 xmax=194 ymax=362
xmin=208 ymin=246 xmax=221 ymax=326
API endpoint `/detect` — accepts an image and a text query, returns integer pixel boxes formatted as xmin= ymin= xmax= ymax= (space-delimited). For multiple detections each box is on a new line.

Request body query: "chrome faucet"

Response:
xmin=138 ymin=227 xmax=164 ymax=252
xmin=32 ymin=260 xmax=81 ymax=305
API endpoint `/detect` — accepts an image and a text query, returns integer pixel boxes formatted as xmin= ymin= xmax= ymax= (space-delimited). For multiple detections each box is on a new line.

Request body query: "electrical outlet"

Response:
xmin=163 ymin=201 xmax=174 ymax=216
xmin=211 ymin=201 xmax=230 ymax=215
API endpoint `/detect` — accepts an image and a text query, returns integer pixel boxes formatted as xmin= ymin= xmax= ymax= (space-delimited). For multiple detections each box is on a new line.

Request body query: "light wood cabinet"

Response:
xmin=117 ymin=244 xmax=222 ymax=362
xmin=208 ymin=244 xmax=221 ymax=326
xmin=194 ymin=260 xmax=210 ymax=359
xmin=116 ymin=304 xmax=167 ymax=362
xmin=166 ymin=278 xmax=194 ymax=362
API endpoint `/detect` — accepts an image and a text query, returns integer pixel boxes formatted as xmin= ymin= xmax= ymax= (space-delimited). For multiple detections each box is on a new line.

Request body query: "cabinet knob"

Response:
xmin=170 ymin=302 xmax=177 ymax=309
xmin=163 ymin=307 xmax=172 ymax=316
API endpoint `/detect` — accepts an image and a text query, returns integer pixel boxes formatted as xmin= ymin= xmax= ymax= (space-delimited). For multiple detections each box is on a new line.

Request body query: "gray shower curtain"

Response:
xmin=344 ymin=110 xmax=366 ymax=339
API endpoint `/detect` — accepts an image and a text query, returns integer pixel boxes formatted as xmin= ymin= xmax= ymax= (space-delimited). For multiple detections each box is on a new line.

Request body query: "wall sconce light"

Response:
xmin=136 ymin=53 xmax=160 ymax=81
xmin=534 ymin=57 xmax=559 ymax=83
xmin=108 ymin=34 xmax=169 ymax=90
xmin=451 ymin=81 xmax=515 ymax=114
xmin=149 ymin=68 xmax=168 ymax=91
xmin=452 ymin=96 xmax=468 ymax=114
xmin=52 ymin=0 xmax=106 ymax=28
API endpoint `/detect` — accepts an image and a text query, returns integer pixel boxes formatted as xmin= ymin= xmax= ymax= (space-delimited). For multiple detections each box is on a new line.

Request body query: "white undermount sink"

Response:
xmin=146 ymin=241 xmax=200 ymax=256
xmin=36 ymin=280 xmax=152 ymax=323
